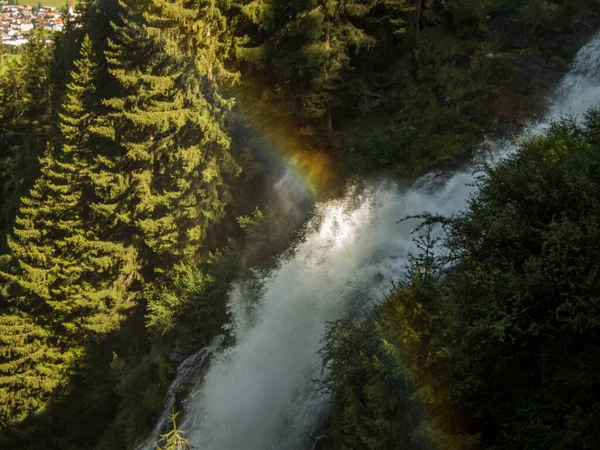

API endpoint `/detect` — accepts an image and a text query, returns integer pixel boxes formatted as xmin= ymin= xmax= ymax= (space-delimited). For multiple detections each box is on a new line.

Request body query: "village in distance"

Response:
xmin=1 ymin=0 xmax=74 ymax=47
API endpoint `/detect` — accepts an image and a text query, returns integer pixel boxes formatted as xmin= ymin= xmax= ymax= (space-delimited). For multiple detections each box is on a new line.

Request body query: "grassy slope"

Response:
xmin=39 ymin=0 xmax=69 ymax=9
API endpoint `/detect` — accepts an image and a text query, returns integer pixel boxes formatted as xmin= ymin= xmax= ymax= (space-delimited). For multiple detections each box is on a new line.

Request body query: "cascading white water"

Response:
xmin=136 ymin=336 xmax=223 ymax=450
xmin=181 ymin=179 xmax=476 ymax=450
xmin=150 ymin=32 xmax=600 ymax=450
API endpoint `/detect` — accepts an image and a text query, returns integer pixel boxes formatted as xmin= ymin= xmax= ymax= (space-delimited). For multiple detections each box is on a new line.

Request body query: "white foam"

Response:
xmin=148 ymin=32 xmax=600 ymax=450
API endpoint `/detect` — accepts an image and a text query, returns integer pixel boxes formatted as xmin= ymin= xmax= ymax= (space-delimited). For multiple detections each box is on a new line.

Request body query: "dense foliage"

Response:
xmin=0 ymin=0 xmax=598 ymax=448
xmin=323 ymin=115 xmax=600 ymax=450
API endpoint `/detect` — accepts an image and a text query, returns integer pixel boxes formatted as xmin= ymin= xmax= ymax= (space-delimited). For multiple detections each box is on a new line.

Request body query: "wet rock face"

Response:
xmin=313 ymin=434 xmax=334 ymax=450
xmin=566 ymin=8 xmax=599 ymax=34
xmin=519 ymin=59 xmax=564 ymax=88
xmin=487 ymin=5 xmax=600 ymax=125
xmin=167 ymin=334 xmax=208 ymax=365
xmin=494 ymin=94 xmax=531 ymax=119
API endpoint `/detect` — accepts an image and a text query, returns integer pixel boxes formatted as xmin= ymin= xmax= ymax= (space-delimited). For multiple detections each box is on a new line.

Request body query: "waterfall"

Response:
xmin=136 ymin=336 xmax=223 ymax=450
xmin=181 ymin=180 xmax=475 ymax=450
xmin=148 ymin=33 xmax=600 ymax=450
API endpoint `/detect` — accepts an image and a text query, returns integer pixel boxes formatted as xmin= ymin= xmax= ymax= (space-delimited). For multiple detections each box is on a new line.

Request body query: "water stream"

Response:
xmin=146 ymin=32 xmax=600 ymax=450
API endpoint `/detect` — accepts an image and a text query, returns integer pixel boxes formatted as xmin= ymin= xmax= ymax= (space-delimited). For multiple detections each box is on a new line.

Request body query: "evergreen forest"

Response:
xmin=1 ymin=0 xmax=599 ymax=449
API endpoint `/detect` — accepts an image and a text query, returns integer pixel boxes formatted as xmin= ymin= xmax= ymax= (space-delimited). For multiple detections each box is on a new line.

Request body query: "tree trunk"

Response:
xmin=414 ymin=0 xmax=423 ymax=68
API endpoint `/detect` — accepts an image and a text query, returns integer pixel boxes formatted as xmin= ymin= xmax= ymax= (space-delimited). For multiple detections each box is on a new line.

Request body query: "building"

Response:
xmin=1 ymin=3 xmax=68 ymax=46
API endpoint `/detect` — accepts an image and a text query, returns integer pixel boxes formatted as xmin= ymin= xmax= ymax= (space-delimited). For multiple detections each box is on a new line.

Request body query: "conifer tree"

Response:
xmin=0 ymin=30 xmax=54 ymax=251
xmin=1 ymin=35 xmax=139 ymax=336
xmin=0 ymin=32 xmax=140 ymax=432
xmin=103 ymin=0 xmax=240 ymax=274
xmin=0 ymin=311 xmax=78 ymax=428
xmin=155 ymin=412 xmax=191 ymax=450
xmin=371 ymin=0 xmax=413 ymax=37
xmin=239 ymin=0 xmax=376 ymax=125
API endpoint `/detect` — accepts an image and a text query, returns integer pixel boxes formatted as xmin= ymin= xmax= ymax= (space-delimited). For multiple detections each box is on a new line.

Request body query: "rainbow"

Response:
xmin=234 ymin=87 xmax=336 ymax=198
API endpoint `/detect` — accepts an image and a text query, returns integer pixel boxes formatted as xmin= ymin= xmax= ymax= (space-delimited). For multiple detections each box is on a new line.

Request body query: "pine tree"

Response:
xmin=0 ymin=311 xmax=79 ymax=428
xmin=154 ymin=412 xmax=191 ymax=450
xmin=0 ymin=32 xmax=140 ymax=431
xmin=1 ymin=35 xmax=139 ymax=336
xmin=102 ymin=0 xmax=240 ymax=274
xmin=239 ymin=0 xmax=376 ymax=125
xmin=0 ymin=30 xmax=54 ymax=251
xmin=371 ymin=0 xmax=413 ymax=37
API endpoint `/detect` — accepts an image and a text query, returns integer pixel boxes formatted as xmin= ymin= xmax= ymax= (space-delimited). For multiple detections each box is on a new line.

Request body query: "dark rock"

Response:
xmin=313 ymin=434 xmax=334 ymax=450
xmin=568 ymin=11 xmax=597 ymax=32
xmin=168 ymin=334 xmax=208 ymax=365
xmin=517 ymin=61 xmax=563 ymax=88
xmin=494 ymin=94 xmax=531 ymax=119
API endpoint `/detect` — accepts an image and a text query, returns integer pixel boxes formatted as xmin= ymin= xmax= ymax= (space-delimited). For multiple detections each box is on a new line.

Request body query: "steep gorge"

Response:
xmin=145 ymin=30 xmax=600 ymax=450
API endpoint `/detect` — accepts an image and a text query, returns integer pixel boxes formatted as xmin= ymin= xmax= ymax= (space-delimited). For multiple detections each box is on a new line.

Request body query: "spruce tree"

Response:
xmin=371 ymin=0 xmax=413 ymax=37
xmin=155 ymin=412 xmax=191 ymax=450
xmin=103 ymin=0 xmax=240 ymax=274
xmin=0 ymin=311 xmax=78 ymax=428
xmin=1 ymin=35 xmax=138 ymax=336
xmin=0 ymin=35 xmax=140 ymax=429
xmin=239 ymin=0 xmax=376 ymax=125
xmin=0 ymin=30 xmax=54 ymax=251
